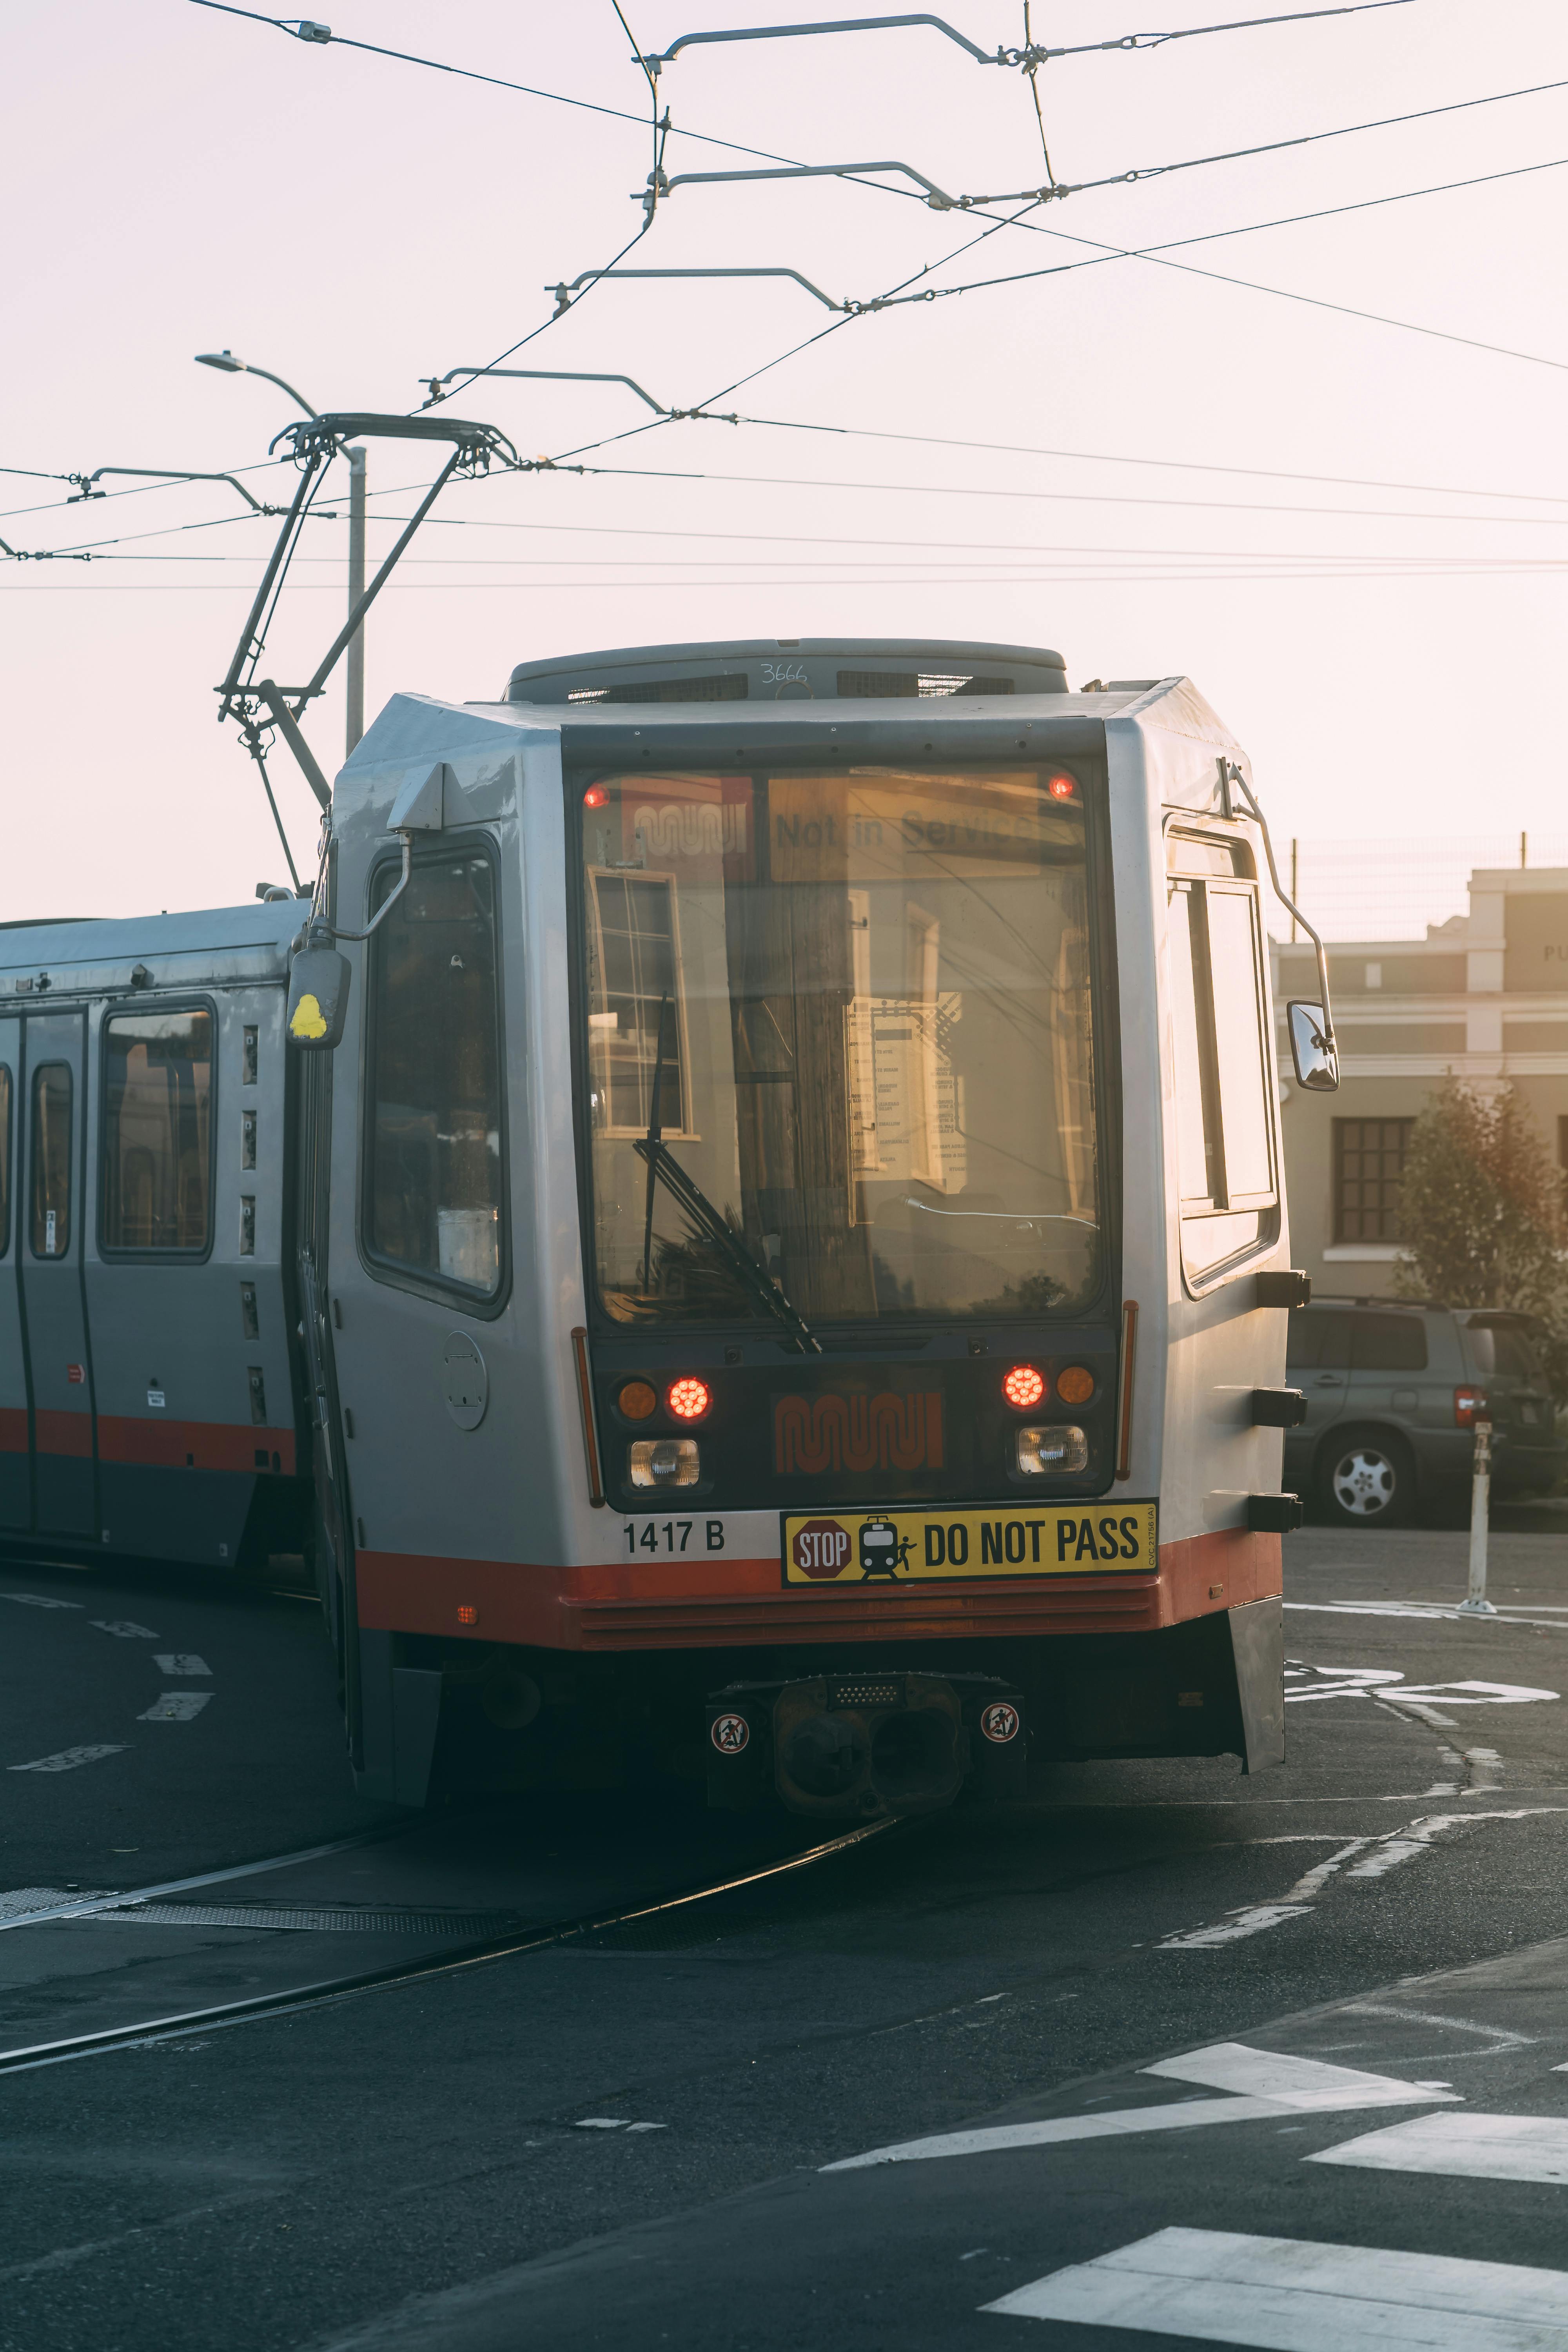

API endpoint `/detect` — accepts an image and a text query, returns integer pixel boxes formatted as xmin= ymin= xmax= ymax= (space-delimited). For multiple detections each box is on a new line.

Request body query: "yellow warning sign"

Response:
xmin=782 ymin=1502 xmax=1158 ymax=1587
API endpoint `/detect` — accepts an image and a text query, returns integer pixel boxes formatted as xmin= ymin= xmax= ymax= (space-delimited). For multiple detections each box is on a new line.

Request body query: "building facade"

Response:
xmin=1272 ymin=867 xmax=1568 ymax=1299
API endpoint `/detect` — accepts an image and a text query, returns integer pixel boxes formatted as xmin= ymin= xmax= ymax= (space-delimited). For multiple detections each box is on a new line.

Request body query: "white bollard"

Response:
xmin=1457 ymin=1417 xmax=1497 ymax=1617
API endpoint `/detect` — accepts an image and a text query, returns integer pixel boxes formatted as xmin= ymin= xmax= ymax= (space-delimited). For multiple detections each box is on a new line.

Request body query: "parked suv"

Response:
xmin=1283 ymin=1298 xmax=1564 ymax=1528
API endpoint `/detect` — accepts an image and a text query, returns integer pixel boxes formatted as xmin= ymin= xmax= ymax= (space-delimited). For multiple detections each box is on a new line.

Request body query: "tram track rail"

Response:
xmin=0 ymin=1818 xmax=895 ymax=2081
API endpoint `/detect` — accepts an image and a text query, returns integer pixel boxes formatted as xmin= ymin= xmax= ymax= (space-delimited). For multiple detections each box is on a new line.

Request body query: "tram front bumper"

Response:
xmin=705 ymin=1671 xmax=1027 ymax=1820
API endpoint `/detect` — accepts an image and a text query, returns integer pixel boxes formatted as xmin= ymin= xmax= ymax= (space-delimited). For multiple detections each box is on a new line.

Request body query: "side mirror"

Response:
xmin=287 ymin=942 xmax=351 ymax=1051
xmin=1287 ymin=1000 xmax=1338 ymax=1093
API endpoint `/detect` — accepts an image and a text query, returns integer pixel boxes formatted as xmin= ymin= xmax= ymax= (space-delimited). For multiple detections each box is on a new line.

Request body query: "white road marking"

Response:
xmin=152 ymin=1655 xmax=210 ymax=1677
xmin=1160 ymin=1906 xmax=1312 ymax=1949
xmin=1341 ymin=2001 xmax=1535 ymax=2054
xmin=982 ymin=2226 xmax=1568 ymax=2344
xmin=90 ymin=1621 xmax=159 ymax=1639
xmin=7 ymin=1746 xmax=127 ymax=1774
xmin=1288 ymin=1599 xmax=1568 ymax=1633
xmin=1160 ymin=1811 xmax=1565 ymax=1945
xmin=625 ymin=2122 xmax=666 ymax=2132
xmin=0 ymin=1593 xmax=83 ymax=1610
xmin=822 ymin=2044 xmax=1454 ymax=2171
xmin=1345 ymin=1810 xmax=1550 ymax=1880
xmin=1466 ymin=1747 xmax=1505 ymax=1790
xmin=1289 ymin=1665 xmax=1557 ymax=1712
xmin=575 ymin=2117 xmax=630 ymax=2129
xmin=136 ymin=1693 xmax=213 ymax=1722
xmin=1311 ymin=2112 xmax=1568 ymax=2185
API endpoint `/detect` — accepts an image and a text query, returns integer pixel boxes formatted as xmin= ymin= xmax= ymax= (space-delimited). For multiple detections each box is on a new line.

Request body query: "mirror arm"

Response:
xmin=314 ymin=831 xmax=412 ymax=944
xmin=1224 ymin=761 xmax=1336 ymax=1051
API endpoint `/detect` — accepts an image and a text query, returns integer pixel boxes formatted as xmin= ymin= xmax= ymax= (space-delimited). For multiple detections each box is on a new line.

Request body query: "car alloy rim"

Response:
xmin=1332 ymin=1447 xmax=1396 ymax=1516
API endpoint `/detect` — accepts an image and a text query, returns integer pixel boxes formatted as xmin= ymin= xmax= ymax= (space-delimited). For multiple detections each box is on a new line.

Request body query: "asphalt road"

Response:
xmin=2 ymin=1515 xmax=1568 ymax=2351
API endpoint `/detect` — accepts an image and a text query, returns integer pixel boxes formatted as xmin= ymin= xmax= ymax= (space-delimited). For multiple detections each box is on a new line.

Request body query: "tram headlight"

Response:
xmin=630 ymin=1437 xmax=701 ymax=1487
xmin=1016 ymin=1425 xmax=1088 ymax=1474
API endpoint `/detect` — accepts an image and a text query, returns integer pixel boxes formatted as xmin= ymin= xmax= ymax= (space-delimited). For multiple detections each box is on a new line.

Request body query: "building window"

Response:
xmin=365 ymin=849 xmax=505 ymax=1299
xmin=586 ymin=870 xmax=691 ymax=1137
xmin=101 ymin=1009 xmax=214 ymax=1251
xmin=1333 ymin=1117 xmax=1414 ymax=1243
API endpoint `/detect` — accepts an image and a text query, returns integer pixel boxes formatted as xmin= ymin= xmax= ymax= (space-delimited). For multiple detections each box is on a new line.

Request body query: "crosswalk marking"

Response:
xmin=1310 ymin=2112 xmax=1568 ymax=2185
xmin=982 ymin=2226 xmax=1568 ymax=2346
xmin=7 ymin=1746 xmax=126 ymax=1774
xmin=136 ymin=1692 xmax=213 ymax=1723
xmin=152 ymin=1654 xmax=211 ymax=1676
xmin=822 ymin=2044 xmax=1455 ymax=2171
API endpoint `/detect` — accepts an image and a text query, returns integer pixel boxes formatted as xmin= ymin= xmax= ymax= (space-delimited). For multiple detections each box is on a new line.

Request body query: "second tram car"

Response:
xmin=1 ymin=639 xmax=1334 ymax=1818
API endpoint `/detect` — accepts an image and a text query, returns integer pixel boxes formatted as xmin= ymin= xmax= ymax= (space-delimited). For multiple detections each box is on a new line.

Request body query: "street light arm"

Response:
xmin=425 ymin=367 xmax=669 ymax=414
xmin=194 ymin=352 xmax=319 ymax=417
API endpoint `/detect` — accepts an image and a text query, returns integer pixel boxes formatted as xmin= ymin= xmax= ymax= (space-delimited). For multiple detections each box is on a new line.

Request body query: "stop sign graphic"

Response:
xmin=792 ymin=1518 xmax=852 ymax=1579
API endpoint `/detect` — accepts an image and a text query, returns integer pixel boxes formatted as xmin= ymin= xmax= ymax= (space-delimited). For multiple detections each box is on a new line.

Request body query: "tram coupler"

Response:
xmin=706 ymin=1671 xmax=1026 ymax=1820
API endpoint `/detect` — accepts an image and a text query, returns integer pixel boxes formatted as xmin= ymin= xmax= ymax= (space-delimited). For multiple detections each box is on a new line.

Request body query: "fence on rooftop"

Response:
xmin=1269 ymin=834 xmax=1568 ymax=945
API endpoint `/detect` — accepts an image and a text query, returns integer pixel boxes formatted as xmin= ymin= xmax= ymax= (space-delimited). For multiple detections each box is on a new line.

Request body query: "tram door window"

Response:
xmin=364 ymin=849 xmax=505 ymax=1300
xmin=20 ymin=1022 xmax=96 ymax=1535
xmin=0 ymin=1045 xmax=22 ymax=1531
xmin=100 ymin=1009 xmax=214 ymax=1251
xmin=0 ymin=1064 xmax=10 ymax=1256
xmin=30 ymin=1064 xmax=72 ymax=1258
xmin=1166 ymin=834 xmax=1278 ymax=1279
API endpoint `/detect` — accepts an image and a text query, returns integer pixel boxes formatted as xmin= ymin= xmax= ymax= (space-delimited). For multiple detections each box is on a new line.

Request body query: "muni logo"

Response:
xmin=774 ymin=1392 xmax=944 ymax=1475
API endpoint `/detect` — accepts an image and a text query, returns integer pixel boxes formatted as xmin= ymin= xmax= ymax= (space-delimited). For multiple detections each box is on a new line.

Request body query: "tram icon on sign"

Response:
xmin=858 ymin=1517 xmax=914 ymax=1581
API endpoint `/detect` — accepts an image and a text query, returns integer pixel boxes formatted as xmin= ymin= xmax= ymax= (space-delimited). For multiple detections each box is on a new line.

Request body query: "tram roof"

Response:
xmin=503 ymin=637 xmax=1074 ymax=706
xmin=0 ymin=896 xmax=306 ymax=995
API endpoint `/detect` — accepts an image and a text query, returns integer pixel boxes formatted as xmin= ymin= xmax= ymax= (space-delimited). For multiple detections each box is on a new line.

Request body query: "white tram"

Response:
xmin=2 ymin=639 xmax=1338 ymax=1817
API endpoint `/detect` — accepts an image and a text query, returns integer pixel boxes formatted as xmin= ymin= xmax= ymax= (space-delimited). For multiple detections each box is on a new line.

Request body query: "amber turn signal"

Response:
xmin=1057 ymin=1365 xmax=1095 ymax=1405
xmin=618 ymin=1379 xmax=658 ymax=1421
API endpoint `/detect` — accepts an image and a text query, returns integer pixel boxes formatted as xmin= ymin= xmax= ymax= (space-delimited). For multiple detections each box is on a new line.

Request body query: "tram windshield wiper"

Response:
xmin=635 ymin=996 xmax=820 ymax=1353
xmin=633 ymin=1136 xmax=822 ymax=1353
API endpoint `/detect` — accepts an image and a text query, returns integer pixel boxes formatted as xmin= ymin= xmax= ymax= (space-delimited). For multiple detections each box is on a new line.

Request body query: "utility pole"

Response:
xmin=345 ymin=445 xmax=367 ymax=755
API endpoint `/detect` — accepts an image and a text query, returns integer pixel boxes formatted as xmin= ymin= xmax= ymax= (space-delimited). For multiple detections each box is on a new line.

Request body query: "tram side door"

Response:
xmin=0 ymin=1018 xmax=27 ymax=1530
xmin=18 ymin=1009 xmax=98 ymax=1536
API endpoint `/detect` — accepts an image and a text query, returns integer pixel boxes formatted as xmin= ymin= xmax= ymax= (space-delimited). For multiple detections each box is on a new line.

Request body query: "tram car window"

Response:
xmin=100 ymin=1009 xmax=214 ymax=1252
xmin=364 ymin=848 xmax=506 ymax=1299
xmin=29 ymin=1064 xmax=72 ymax=1257
xmin=1165 ymin=832 xmax=1278 ymax=1282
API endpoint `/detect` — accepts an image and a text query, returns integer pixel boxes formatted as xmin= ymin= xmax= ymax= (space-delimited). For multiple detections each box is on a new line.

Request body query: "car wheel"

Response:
xmin=1320 ymin=1427 xmax=1415 ymax=1528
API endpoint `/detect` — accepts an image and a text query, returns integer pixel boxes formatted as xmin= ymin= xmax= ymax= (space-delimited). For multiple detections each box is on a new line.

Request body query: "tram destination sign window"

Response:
xmin=577 ymin=767 xmax=1102 ymax=1333
xmin=782 ymin=1501 xmax=1158 ymax=1584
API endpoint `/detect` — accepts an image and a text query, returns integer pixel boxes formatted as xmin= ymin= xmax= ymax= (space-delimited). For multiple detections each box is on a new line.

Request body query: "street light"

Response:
xmin=194 ymin=350 xmax=319 ymax=419
xmin=196 ymin=350 xmax=367 ymax=755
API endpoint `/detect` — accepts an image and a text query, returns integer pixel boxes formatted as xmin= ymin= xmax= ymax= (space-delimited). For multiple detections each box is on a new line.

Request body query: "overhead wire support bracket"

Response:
xmin=550 ymin=265 xmax=849 ymax=312
xmin=67 ymin=465 xmax=286 ymax=512
xmin=422 ymin=367 xmax=671 ymax=414
xmin=641 ymin=0 xmax=1412 ymax=71
xmin=646 ymin=158 xmax=960 ymax=209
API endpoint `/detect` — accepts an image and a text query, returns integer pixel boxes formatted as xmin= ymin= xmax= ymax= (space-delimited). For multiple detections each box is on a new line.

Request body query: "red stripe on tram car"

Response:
xmin=0 ymin=1407 xmax=30 ymax=1455
xmin=355 ymin=1526 xmax=1279 ymax=1654
xmin=97 ymin=1417 xmax=298 ymax=1475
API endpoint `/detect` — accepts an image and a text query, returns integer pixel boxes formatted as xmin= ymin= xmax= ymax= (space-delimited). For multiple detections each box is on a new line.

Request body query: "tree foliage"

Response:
xmin=1392 ymin=1079 xmax=1568 ymax=1394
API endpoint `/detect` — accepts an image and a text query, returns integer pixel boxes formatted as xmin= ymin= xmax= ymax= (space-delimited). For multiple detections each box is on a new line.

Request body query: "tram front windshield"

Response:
xmin=577 ymin=767 xmax=1101 ymax=1330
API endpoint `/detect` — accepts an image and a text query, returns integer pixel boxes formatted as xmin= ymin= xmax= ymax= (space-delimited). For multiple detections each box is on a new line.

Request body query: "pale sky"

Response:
xmin=5 ymin=0 xmax=1567 ymax=920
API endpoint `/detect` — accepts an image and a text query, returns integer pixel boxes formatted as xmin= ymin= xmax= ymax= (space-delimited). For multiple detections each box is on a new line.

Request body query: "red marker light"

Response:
xmin=583 ymin=785 xmax=609 ymax=809
xmin=1003 ymin=1364 xmax=1046 ymax=1410
xmin=457 ymin=1604 xmax=479 ymax=1626
xmin=1046 ymin=773 xmax=1076 ymax=802
xmin=667 ymin=1376 xmax=711 ymax=1421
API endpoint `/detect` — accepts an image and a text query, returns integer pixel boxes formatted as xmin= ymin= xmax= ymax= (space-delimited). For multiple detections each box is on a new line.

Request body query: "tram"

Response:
xmin=0 ymin=639 xmax=1337 ymax=1818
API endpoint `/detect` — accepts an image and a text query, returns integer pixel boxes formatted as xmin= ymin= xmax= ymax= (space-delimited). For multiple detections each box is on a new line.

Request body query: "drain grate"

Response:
xmin=89 ymin=1904 xmax=528 ymax=1935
